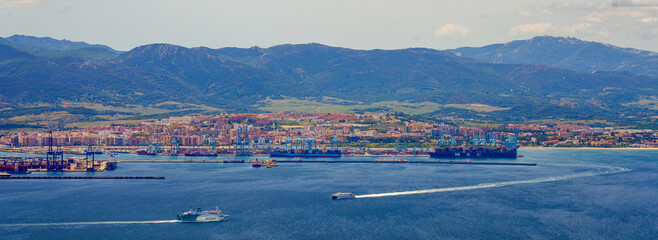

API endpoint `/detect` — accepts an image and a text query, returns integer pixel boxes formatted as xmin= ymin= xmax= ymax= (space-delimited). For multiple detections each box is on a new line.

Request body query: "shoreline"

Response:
xmin=1 ymin=147 xmax=656 ymax=157
xmin=519 ymin=147 xmax=657 ymax=150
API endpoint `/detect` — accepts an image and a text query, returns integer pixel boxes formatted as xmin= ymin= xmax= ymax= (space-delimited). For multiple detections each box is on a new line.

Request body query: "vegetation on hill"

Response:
xmin=0 ymin=35 xmax=656 ymax=130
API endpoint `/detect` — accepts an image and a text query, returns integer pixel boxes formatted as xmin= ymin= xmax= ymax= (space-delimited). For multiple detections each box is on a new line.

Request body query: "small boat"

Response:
xmin=332 ymin=192 xmax=356 ymax=200
xmin=177 ymin=207 xmax=228 ymax=222
xmin=252 ymin=159 xmax=262 ymax=168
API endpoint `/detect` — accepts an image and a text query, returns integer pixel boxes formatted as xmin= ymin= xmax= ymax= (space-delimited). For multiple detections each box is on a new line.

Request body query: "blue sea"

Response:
xmin=0 ymin=149 xmax=656 ymax=239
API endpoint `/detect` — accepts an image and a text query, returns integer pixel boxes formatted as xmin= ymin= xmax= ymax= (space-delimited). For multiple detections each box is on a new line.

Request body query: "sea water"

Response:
xmin=0 ymin=149 xmax=656 ymax=239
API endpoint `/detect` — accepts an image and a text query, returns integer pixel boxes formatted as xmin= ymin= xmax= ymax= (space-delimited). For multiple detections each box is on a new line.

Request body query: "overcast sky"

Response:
xmin=1 ymin=0 xmax=658 ymax=51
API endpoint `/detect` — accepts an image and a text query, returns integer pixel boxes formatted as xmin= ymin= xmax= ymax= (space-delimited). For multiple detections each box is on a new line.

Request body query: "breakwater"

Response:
xmin=1 ymin=176 xmax=165 ymax=180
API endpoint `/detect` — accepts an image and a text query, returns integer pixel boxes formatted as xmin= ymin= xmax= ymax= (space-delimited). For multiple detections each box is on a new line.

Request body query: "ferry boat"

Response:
xmin=177 ymin=207 xmax=228 ymax=222
xmin=332 ymin=192 xmax=356 ymax=200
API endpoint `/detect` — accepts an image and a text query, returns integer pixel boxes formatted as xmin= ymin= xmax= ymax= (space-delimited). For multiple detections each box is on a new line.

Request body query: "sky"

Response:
xmin=1 ymin=0 xmax=658 ymax=51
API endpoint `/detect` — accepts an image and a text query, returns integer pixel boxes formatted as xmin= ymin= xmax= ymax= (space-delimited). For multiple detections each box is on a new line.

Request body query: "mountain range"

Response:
xmin=0 ymin=34 xmax=656 ymax=128
xmin=448 ymin=36 xmax=658 ymax=76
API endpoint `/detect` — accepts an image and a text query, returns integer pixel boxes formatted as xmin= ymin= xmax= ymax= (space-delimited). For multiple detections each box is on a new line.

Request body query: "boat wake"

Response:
xmin=0 ymin=220 xmax=178 ymax=227
xmin=355 ymin=165 xmax=630 ymax=198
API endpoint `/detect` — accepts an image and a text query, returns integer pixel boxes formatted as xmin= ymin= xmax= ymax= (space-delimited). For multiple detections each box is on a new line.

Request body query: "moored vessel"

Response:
xmin=269 ymin=149 xmax=342 ymax=158
xmin=270 ymin=136 xmax=342 ymax=158
xmin=184 ymin=151 xmax=218 ymax=157
xmin=430 ymin=130 xmax=519 ymax=159
xmin=252 ymin=159 xmax=262 ymax=167
xmin=106 ymin=154 xmax=117 ymax=171
xmin=136 ymin=150 xmax=157 ymax=156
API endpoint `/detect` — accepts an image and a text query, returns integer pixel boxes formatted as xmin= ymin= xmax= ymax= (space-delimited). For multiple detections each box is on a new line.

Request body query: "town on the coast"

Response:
xmin=1 ymin=112 xmax=656 ymax=156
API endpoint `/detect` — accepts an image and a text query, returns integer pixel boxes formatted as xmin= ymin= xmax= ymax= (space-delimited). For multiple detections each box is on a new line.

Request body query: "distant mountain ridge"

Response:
xmin=447 ymin=36 xmax=658 ymax=76
xmin=0 ymin=35 xmax=657 ymax=126
xmin=5 ymin=35 xmax=118 ymax=52
xmin=1 ymin=35 xmax=120 ymax=63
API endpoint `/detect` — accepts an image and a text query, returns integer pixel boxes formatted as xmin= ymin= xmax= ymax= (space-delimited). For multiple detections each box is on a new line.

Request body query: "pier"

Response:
xmin=275 ymin=160 xmax=537 ymax=166
xmin=1 ymin=176 xmax=165 ymax=180
xmin=115 ymin=159 xmax=536 ymax=166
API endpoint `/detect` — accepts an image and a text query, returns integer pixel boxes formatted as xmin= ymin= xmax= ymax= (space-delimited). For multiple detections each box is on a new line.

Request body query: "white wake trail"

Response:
xmin=356 ymin=166 xmax=630 ymax=198
xmin=0 ymin=220 xmax=178 ymax=227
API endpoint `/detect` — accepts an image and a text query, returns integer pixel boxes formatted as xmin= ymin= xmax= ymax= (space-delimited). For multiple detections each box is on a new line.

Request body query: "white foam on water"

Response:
xmin=0 ymin=220 xmax=178 ymax=227
xmin=355 ymin=166 xmax=630 ymax=198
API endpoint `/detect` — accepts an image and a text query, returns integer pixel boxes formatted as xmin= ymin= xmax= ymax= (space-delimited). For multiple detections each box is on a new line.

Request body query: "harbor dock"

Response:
xmin=1 ymin=176 xmax=165 ymax=180
xmin=116 ymin=159 xmax=536 ymax=166
xmin=275 ymin=159 xmax=537 ymax=166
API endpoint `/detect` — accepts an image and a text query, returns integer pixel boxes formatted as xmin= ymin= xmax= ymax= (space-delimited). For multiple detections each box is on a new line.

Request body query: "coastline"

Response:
xmin=520 ymin=146 xmax=657 ymax=150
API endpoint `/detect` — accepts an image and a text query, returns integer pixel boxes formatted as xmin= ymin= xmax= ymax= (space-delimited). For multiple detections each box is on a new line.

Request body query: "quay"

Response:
xmin=116 ymin=159 xmax=536 ymax=166
xmin=1 ymin=176 xmax=165 ymax=180
xmin=276 ymin=160 xmax=537 ymax=166
xmin=117 ymin=160 xmax=224 ymax=163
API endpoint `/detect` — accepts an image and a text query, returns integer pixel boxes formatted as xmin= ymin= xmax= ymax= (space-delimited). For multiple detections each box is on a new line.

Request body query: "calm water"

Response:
xmin=0 ymin=149 xmax=656 ymax=239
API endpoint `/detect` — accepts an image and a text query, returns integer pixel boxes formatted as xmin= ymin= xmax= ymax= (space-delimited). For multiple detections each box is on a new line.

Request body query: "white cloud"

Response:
xmin=508 ymin=23 xmax=603 ymax=38
xmin=639 ymin=17 xmax=658 ymax=23
xmin=583 ymin=9 xmax=651 ymax=23
xmin=434 ymin=24 xmax=471 ymax=40
xmin=557 ymin=23 xmax=592 ymax=35
xmin=517 ymin=11 xmax=532 ymax=18
xmin=0 ymin=0 xmax=42 ymax=8
xmin=611 ymin=0 xmax=658 ymax=7
xmin=509 ymin=23 xmax=552 ymax=36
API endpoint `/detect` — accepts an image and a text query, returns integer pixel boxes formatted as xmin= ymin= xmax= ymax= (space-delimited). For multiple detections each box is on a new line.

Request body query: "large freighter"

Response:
xmin=177 ymin=207 xmax=228 ymax=222
xmin=269 ymin=149 xmax=342 ymax=158
xmin=269 ymin=136 xmax=342 ymax=158
xmin=429 ymin=130 xmax=519 ymax=159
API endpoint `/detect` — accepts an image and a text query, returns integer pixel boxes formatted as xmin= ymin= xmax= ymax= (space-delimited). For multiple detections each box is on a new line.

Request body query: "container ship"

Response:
xmin=430 ymin=130 xmax=519 ymax=159
xmin=0 ymin=164 xmax=29 ymax=174
xmin=269 ymin=149 xmax=341 ymax=158
xmin=177 ymin=207 xmax=228 ymax=222
xmin=270 ymin=136 xmax=342 ymax=158
xmin=136 ymin=150 xmax=157 ymax=155
xmin=184 ymin=151 xmax=218 ymax=157
xmin=137 ymin=141 xmax=161 ymax=155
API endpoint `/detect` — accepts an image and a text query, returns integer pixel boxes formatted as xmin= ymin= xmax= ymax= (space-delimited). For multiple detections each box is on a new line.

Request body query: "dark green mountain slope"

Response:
xmin=0 ymin=36 xmax=656 ymax=126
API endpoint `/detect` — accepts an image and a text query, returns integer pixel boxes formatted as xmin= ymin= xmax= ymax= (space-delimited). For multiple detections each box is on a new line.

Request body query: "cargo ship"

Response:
xmin=177 ymin=207 xmax=228 ymax=222
xmin=138 ymin=141 xmax=161 ymax=155
xmin=270 ymin=136 xmax=342 ymax=158
xmin=429 ymin=147 xmax=517 ymax=158
xmin=332 ymin=192 xmax=356 ymax=200
xmin=430 ymin=130 xmax=519 ymax=159
xmin=184 ymin=151 xmax=218 ymax=157
xmin=106 ymin=154 xmax=117 ymax=171
xmin=1 ymin=164 xmax=29 ymax=174
xmin=269 ymin=149 xmax=341 ymax=158
xmin=136 ymin=150 xmax=156 ymax=155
